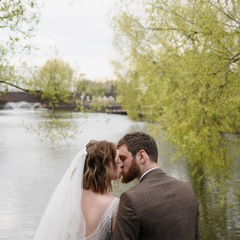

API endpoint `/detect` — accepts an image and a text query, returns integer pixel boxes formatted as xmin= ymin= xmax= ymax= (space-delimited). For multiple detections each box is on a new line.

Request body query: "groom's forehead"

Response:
xmin=119 ymin=145 xmax=133 ymax=158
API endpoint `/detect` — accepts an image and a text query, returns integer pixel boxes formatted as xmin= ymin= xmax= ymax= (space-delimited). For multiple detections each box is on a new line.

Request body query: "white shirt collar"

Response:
xmin=139 ymin=167 xmax=160 ymax=182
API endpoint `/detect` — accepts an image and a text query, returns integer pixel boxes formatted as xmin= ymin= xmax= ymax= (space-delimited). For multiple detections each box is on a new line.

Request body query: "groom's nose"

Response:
xmin=119 ymin=160 xmax=124 ymax=168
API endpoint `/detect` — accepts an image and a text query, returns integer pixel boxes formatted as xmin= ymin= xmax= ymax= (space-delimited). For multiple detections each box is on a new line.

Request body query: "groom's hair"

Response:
xmin=117 ymin=131 xmax=158 ymax=163
xmin=83 ymin=140 xmax=117 ymax=193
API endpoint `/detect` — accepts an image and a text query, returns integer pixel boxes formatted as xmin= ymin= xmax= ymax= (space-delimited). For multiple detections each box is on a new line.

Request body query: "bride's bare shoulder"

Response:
xmin=82 ymin=189 xmax=115 ymax=206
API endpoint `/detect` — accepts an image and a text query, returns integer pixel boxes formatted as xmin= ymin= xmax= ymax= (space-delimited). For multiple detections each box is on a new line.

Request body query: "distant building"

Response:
xmin=95 ymin=75 xmax=121 ymax=83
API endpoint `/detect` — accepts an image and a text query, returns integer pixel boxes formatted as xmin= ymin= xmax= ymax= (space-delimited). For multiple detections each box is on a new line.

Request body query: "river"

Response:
xmin=0 ymin=108 xmax=239 ymax=239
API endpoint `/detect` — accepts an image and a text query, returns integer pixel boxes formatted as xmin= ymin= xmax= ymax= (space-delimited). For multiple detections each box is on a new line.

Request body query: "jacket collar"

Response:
xmin=139 ymin=167 xmax=165 ymax=182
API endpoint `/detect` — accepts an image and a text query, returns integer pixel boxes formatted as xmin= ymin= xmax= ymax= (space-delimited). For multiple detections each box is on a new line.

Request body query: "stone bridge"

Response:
xmin=0 ymin=91 xmax=126 ymax=115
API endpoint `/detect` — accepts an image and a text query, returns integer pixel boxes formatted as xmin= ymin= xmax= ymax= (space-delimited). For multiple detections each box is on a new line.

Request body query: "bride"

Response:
xmin=33 ymin=140 xmax=121 ymax=240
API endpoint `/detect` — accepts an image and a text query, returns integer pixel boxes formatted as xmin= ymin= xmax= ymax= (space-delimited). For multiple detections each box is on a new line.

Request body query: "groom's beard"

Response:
xmin=121 ymin=158 xmax=140 ymax=183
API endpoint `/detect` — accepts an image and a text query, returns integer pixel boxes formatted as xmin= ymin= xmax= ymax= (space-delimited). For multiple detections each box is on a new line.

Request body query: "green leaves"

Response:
xmin=112 ymin=0 xmax=240 ymax=185
xmin=37 ymin=58 xmax=73 ymax=108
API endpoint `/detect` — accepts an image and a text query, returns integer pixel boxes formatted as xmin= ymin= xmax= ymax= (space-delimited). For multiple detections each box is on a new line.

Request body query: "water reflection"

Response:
xmin=0 ymin=109 xmax=239 ymax=239
xmin=189 ymin=147 xmax=240 ymax=240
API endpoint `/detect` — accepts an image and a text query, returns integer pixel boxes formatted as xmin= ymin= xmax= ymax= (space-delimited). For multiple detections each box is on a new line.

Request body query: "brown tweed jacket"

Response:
xmin=111 ymin=168 xmax=199 ymax=240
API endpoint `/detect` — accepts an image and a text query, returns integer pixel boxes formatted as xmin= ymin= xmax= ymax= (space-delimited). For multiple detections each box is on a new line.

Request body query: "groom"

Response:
xmin=111 ymin=131 xmax=199 ymax=240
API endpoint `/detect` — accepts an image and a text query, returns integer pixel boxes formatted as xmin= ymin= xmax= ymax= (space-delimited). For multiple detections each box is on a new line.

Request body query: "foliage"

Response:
xmin=0 ymin=0 xmax=40 ymax=83
xmin=75 ymin=78 xmax=119 ymax=112
xmin=76 ymin=78 xmax=117 ymax=97
xmin=34 ymin=58 xmax=74 ymax=108
xmin=21 ymin=110 xmax=79 ymax=144
xmin=18 ymin=58 xmax=76 ymax=144
xmin=111 ymin=0 xmax=240 ymax=186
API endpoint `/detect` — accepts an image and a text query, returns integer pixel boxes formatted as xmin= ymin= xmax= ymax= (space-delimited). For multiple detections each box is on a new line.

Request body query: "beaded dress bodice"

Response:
xmin=79 ymin=197 xmax=119 ymax=240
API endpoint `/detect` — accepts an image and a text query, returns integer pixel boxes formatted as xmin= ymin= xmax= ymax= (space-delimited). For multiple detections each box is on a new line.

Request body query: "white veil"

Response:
xmin=33 ymin=149 xmax=87 ymax=240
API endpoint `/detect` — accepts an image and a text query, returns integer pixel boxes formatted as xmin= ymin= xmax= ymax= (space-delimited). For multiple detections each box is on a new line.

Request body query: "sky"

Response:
xmin=33 ymin=0 xmax=116 ymax=80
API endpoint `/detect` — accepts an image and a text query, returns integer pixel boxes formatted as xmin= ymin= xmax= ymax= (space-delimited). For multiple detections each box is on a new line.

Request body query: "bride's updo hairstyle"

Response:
xmin=83 ymin=140 xmax=117 ymax=194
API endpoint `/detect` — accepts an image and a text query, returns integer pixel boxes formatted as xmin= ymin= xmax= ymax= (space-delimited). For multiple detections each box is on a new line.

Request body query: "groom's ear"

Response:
xmin=138 ymin=149 xmax=147 ymax=164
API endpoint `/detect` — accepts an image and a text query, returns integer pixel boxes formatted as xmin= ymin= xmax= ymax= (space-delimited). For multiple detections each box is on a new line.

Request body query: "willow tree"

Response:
xmin=36 ymin=58 xmax=74 ymax=108
xmin=112 ymin=0 xmax=240 ymax=188
xmin=23 ymin=58 xmax=77 ymax=142
xmin=0 ymin=0 xmax=40 ymax=86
